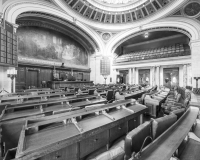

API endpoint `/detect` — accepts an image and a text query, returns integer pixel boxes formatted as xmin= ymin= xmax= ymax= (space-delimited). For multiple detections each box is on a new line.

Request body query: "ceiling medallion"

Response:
xmin=183 ymin=1 xmax=200 ymax=17
xmin=102 ymin=32 xmax=111 ymax=41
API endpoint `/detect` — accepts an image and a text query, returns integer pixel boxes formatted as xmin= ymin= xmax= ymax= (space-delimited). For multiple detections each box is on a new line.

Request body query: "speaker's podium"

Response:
xmin=100 ymin=56 xmax=110 ymax=84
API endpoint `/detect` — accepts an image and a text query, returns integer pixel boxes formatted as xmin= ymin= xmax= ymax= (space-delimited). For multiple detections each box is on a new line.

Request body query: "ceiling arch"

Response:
xmin=2 ymin=0 xmax=105 ymax=53
xmin=106 ymin=17 xmax=200 ymax=55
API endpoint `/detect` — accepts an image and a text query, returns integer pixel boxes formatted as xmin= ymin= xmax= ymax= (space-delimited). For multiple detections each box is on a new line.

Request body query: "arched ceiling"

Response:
xmin=16 ymin=11 xmax=99 ymax=54
xmin=114 ymin=30 xmax=190 ymax=55
xmin=59 ymin=0 xmax=174 ymax=24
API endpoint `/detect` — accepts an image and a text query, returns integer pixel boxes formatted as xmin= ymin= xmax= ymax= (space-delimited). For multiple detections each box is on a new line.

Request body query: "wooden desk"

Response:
xmin=15 ymin=100 xmax=147 ymax=160
xmin=138 ymin=106 xmax=199 ymax=160
xmin=0 ymin=92 xmax=75 ymax=104
xmin=48 ymin=81 xmax=94 ymax=89
xmin=24 ymin=88 xmax=51 ymax=92
xmin=0 ymin=95 xmax=107 ymax=155
xmin=123 ymin=90 xmax=146 ymax=100
xmin=0 ymin=95 xmax=106 ymax=121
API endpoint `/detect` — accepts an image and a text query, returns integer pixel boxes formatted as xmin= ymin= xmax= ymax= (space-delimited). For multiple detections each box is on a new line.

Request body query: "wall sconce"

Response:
xmin=144 ymin=32 xmax=149 ymax=38
xmin=7 ymin=69 xmax=17 ymax=93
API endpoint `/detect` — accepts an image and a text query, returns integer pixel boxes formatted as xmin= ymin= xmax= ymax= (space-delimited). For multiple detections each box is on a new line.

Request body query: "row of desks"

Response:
xmin=14 ymin=100 xmax=147 ymax=160
xmin=0 ymin=86 xmax=152 ymax=159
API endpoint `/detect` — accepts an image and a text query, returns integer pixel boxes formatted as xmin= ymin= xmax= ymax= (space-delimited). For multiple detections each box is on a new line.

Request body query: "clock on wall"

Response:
xmin=184 ymin=2 xmax=200 ymax=17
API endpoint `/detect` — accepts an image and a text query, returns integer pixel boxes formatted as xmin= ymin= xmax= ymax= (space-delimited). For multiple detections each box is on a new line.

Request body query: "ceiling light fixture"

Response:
xmin=144 ymin=32 xmax=149 ymax=38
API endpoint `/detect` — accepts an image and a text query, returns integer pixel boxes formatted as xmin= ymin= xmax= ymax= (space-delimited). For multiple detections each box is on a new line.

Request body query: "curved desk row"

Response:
xmin=13 ymin=100 xmax=146 ymax=160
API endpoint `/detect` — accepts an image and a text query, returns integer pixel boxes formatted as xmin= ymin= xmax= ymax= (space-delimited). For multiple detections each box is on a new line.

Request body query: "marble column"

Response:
xmin=132 ymin=67 xmax=136 ymax=84
xmin=190 ymin=40 xmax=200 ymax=88
xmin=152 ymin=66 xmax=156 ymax=86
xmin=129 ymin=68 xmax=132 ymax=85
xmin=156 ymin=66 xmax=160 ymax=87
xmin=112 ymin=69 xmax=117 ymax=84
xmin=183 ymin=64 xmax=187 ymax=88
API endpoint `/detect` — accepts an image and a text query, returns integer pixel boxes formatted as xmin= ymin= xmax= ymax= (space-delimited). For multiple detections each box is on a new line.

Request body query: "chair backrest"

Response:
xmin=106 ymin=90 xmax=114 ymax=101
xmin=124 ymin=121 xmax=152 ymax=160
xmin=88 ymin=89 xmax=95 ymax=95
xmin=185 ymin=90 xmax=191 ymax=101
xmin=152 ymin=114 xmax=177 ymax=140
xmin=75 ymin=88 xmax=79 ymax=92
xmin=170 ymin=108 xmax=185 ymax=119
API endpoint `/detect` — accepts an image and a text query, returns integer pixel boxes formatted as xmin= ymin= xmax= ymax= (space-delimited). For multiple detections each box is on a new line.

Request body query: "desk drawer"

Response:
xmin=109 ymin=122 xmax=127 ymax=142
xmin=38 ymin=143 xmax=78 ymax=160
xmin=128 ymin=117 xmax=140 ymax=132
xmin=80 ymin=130 xmax=109 ymax=158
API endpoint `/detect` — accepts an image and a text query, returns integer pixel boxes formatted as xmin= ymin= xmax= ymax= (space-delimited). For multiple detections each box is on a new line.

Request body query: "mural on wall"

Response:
xmin=17 ymin=26 xmax=88 ymax=68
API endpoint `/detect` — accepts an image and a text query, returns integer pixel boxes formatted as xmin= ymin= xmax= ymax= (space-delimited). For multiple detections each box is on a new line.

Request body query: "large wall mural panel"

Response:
xmin=17 ymin=26 xmax=88 ymax=69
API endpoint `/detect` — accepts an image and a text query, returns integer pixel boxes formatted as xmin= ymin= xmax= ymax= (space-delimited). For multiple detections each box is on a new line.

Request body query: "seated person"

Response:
xmin=166 ymin=89 xmax=181 ymax=103
xmin=65 ymin=87 xmax=71 ymax=92
xmin=77 ymin=88 xmax=82 ymax=94
xmin=115 ymin=91 xmax=125 ymax=101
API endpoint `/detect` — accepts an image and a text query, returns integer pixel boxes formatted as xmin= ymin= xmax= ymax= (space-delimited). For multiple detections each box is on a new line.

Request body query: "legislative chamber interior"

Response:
xmin=0 ymin=0 xmax=200 ymax=160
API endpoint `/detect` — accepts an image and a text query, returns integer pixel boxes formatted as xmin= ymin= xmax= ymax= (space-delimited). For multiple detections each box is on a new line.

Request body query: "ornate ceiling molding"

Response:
xmin=86 ymin=0 xmax=149 ymax=12
xmin=181 ymin=0 xmax=200 ymax=18
xmin=60 ymin=0 xmax=173 ymax=24
xmin=16 ymin=11 xmax=99 ymax=53
xmin=53 ymin=0 xmax=188 ymax=31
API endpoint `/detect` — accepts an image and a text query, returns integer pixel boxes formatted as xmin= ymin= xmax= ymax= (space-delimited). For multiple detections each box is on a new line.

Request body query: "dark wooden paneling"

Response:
xmin=16 ymin=67 xmax=26 ymax=90
xmin=27 ymin=70 xmax=38 ymax=88
xmin=40 ymin=69 xmax=52 ymax=83
xmin=15 ymin=64 xmax=91 ymax=91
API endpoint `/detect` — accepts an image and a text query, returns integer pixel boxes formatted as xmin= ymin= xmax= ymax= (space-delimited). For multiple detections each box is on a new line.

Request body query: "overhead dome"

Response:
xmin=58 ymin=0 xmax=175 ymax=24
xmin=95 ymin=0 xmax=133 ymax=4
xmin=86 ymin=0 xmax=149 ymax=12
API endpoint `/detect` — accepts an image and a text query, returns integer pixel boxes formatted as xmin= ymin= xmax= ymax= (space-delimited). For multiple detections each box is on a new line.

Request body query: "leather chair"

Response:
xmin=193 ymin=119 xmax=200 ymax=138
xmin=104 ymin=90 xmax=115 ymax=103
xmin=152 ymin=114 xmax=177 ymax=140
xmin=88 ymin=89 xmax=95 ymax=95
xmin=170 ymin=108 xmax=185 ymax=119
xmin=124 ymin=121 xmax=152 ymax=160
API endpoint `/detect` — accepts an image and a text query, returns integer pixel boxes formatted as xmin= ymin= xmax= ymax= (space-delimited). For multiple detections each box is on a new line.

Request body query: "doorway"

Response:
xmin=163 ymin=67 xmax=179 ymax=89
xmin=27 ymin=70 xmax=38 ymax=88
xmin=117 ymin=70 xmax=128 ymax=84
xmin=138 ymin=69 xmax=150 ymax=85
